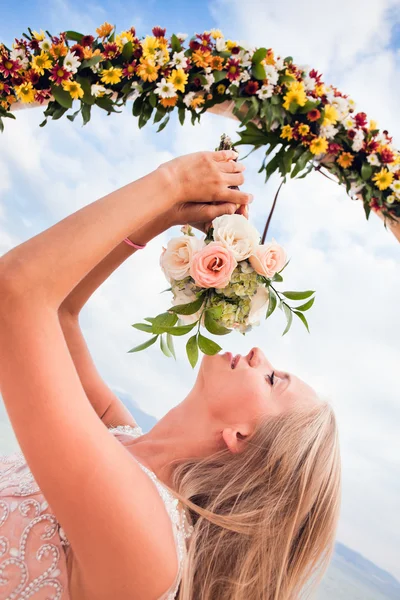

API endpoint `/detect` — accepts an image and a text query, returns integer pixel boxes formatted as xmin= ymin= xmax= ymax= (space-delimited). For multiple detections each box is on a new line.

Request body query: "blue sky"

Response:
xmin=1 ymin=0 xmax=399 ymax=582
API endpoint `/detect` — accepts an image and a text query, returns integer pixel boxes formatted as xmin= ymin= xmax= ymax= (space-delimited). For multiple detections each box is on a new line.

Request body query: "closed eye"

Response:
xmin=265 ymin=371 xmax=275 ymax=385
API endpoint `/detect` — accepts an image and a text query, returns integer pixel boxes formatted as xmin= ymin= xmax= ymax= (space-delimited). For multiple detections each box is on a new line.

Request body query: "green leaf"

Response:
xmin=128 ymin=335 xmax=158 ymax=353
xmin=293 ymin=310 xmax=310 ymax=332
xmin=81 ymin=103 xmax=91 ymax=125
xmin=144 ymin=317 xmax=155 ymax=323
xmin=149 ymin=92 xmax=157 ymax=108
xmin=294 ymin=297 xmax=315 ymax=312
xmin=169 ymin=295 xmax=205 ymax=315
xmin=164 ymin=322 xmax=197 ymax=336
xmin=291 ymin=149 xmax=313 ymax=178
xmin=132 ymin=323 xmax=154 ymax=333
xmin=52 ymin=106 xmax=68 ymax=120
xmin=75 ymin=76 xmax=96 ymax=105
xmin=281 ymin=290 xmax=315 ymax=300
xmin=67 ymin=109 xmax=81 ymax=122
xmin=153 ymin=105 xmax=167 ymax=123
xmin=204 ymin=310 xmax=231 ymax=335
xmin=266 ymin=289 xmax=277 ymax=319
xmin=157 ymin=114 xmax=170 ymax=132
xmin=186 ymin=335 xmax=199 ymax=368
xmin=95 ymin=96 xmax=121 ymax=113
xmin=132 ymin=95 xmax=144 ymax=117
xmin=282 ymin=147 xmax=296 ymax=176
xmin=272 ymin=272 xmax=283 ymax=282
xmin=160 ymin=334 xmax=173 ymax=358
xmin=166 ymin=333 xmax=176 ymax=359
xmin=252 ymin=47 xmax=268 ymax=64
xmin=282 ymin=304 xmax=293 ymax=336
xmin=122 ymin=41 xmax=133 ymax=61
xmin=152 ymin=312 xmax=178 ymax=333
xmin=50 ymin=84 xmax=73 ymax=109
xmin=178 ymin=106 xmax=185 ymax=125
xmin=138 ymin=103 xmax=154 ymax=128
xmin=213 ymin=70 xmax=228 ymax=83
xmin=198 ymin=333 xmax=222 ymax=355
xmin=252 ymin=62 xmax=266 ymax=80
xmin=80 ymin=55 xmax=103 ymax=69
xmin=361 ymin=162 xmax=373 ymax=181
xmin=64 ymin=30 xmax=84 ymax=43
xmin=171 ymin=33 xmax=182 ymax=52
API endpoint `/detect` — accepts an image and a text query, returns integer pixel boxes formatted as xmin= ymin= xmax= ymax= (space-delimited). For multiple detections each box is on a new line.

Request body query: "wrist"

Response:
xmin=156 ymin=162 xmax=183 ymax=206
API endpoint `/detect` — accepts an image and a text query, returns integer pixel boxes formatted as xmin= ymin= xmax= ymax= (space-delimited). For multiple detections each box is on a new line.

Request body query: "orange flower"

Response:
xmin=192 ymin=50 xmax=211 ymax=68
xmin=191 ymin=96 xmax=205 ymax=108
xmin=49 ymin=43 xmax=68 ymax=59
xmin=160 ymin=96 xmax=178 ymax=107
xmin=206 ymin=93 xmax=213 ymax=100
xmin=96 ymin=22 xmax=114 ymax=38
xmin=207 ymin=55 xmax=224 ymax=70
xmin=337 ymin=152 xmax=354 ymax=168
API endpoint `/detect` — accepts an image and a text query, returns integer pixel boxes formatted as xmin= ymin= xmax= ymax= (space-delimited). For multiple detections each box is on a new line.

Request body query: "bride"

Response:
xmin=0 ymin=149 xmax=341 ymax=600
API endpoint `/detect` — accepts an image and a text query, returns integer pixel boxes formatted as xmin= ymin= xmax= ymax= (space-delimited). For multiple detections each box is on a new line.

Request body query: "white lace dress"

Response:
xmin=0 ymin=424 xmax=193 ymax=599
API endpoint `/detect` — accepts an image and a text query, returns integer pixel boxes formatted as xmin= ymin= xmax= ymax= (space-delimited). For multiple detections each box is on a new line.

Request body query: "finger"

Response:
xmin=219 ymin=159 xmax=246 ymax=174
xmin=213 ymin=149 xmax=239 ymax=162
xmin=236 ymin=204 xmax=249 ymax=219
xmin=222 ymin=172 xmax=245 ymax=187
xmin=187 ymin=202 xmax=237 ymax=224
xmin=217 ymin=188 xmax=253 ymax=205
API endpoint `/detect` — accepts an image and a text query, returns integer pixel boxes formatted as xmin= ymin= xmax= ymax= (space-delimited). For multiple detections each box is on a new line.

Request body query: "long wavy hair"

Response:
xmin=163 ymin=400 xmax=341 ymax=600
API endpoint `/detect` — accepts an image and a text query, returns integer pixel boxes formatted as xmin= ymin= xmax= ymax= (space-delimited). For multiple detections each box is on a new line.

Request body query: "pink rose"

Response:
xmin=189 ymin=242 xmax=237 ymax=289
xmin=249 ymin=239 xmax=286 ymax=278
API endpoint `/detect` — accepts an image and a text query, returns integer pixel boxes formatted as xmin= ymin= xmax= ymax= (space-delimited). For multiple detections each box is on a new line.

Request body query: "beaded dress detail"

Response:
xmin=0 ymin=424 xmax=193 ymax=599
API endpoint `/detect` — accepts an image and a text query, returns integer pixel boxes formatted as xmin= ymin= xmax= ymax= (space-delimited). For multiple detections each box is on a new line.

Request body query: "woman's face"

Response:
xmin=195 ymin=347 xmax=319 ymax=429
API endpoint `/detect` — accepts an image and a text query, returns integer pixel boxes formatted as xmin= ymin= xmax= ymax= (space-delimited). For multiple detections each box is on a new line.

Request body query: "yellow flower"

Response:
xmin=96 ymin=22 xmax=114 ymax=38
xmin=310 ymin=137 xmax=328 ymax=155
xmin=265 ymin=49 xmax=275 ymax=65
xmin=315 ymin=83 xmax=325 ymax=97
xmin=31 ymin=51 xmax=52 ymax=75
xmin=15 ymin=82 xmax=35 ymax=103
xmin=280 ymin=125 xmax=293 ymax=141
xmin=210 ymin=29 xmax=223 ymax=39
xmin=216 ymin=83 xmax=226 ymax=94
xmin=137 ymin=59 xmax=159 ymax=82
xmin=282 ymin=81 xmax=307 ymax=110
xmin=167 ymin=68 xmax=188 ymax=93
xmin=322 ymin=104 xmax=339 ymax=127
xmin=115 ymin=30 xmax=135 ymax=49
xmin=225 ymin=40 xmax=238 ymax=50
xmin=190 ymin=96 xmax=205 ymax=109
xmin=386 ymin=195 xmax=396 ymax=204
xmin=298 ymin=123 xmax=310 ymax=136
xmin=61 ymin=80 xmax=84 ymax=100
xmin=100 ymin=66 xmax=123 ymax=85
xmin=32 ymin=29 xmax=46 ymax=41
xmin=141 ymin=36 xmax=159 ymax=59
xmin=337 ymin=152 xmax=354 ymax=168
xmin=160 ymin=96 xmax=178 ymax=108
xmin=372 ymin=168 xmax=394 ymax=191
xmin=369 ymin=119 xmax=378 ymax=131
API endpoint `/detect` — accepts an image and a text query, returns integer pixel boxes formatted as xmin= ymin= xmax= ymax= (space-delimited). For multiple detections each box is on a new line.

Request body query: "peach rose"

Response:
xmin=160 ymin=235 xmax=205 ymax=282
xmin=189 ymin=242 xmax=237 ymax=289
xmin=249 ymin=239 xmax=286 ymax=278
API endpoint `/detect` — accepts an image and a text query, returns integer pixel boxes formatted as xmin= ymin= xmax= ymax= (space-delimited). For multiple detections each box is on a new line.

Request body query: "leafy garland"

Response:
xmin=1 ymin=23 xmax=399 ymax=227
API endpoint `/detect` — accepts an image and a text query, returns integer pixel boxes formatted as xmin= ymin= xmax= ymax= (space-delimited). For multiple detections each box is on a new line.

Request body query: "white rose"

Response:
xmin=160 ymin=235 xmax=205 ymax=282
xmin=212 ymin=214 xmax=260 ymax=261
xmin=172 ymin=286 xmax=203 ymax=325
xmin=247 ymin=285 xmax=270 ymax=326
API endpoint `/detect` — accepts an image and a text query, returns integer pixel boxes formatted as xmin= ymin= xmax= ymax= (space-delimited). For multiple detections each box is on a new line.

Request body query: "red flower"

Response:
xmin=354 ymin=112 xmax=367 ymax=127
xmin=49 ymin=64 xmax=71 ymax=85
xmin=370 ymin=198 xmax=381 ymax=212
xmin=70 ymin=44 xmax=85 ymax=60
xmin=133 ymin=46 xmax=143 ymax=59
xmin=189 ymin=40 xmax=201 ymax=52
xmin=226 ymin=58 xmax=241 ymax=81
xmin=307 ymin=108 xmax=321 ymax=122
xmin=309 ymin=69 xmax=322 ymax=83
xmin=26 ymin=70 xmax=40 ymax=85
xmin=80 ymin=35 xmax=94 ymax=47
xmin=129 ymin=27 xmax=136 ymax=37
xmin=102 ymin=42 xmax=120 ymax=59
xmin=29 ymin=38 xmax=40 ymax=51
xmin=380 ymin=148 xmax=395 ymax=164
xmin=0 ymin=56 xmax=20 ymax=78
xmin=152 ymin=26 xmax=166 ymax=38
xmin=244 ymin=80 xmax=259 ymax=95
xmin=327 ymin=143 xmax=342 ymax=155
xmin=196 ymin=32 xmax=211 ymax=48
xmin=347 ymin=129 xmax=357 ymax=140
xmin=231 ymin=46 xmax=240 ymax=54
xmin=0 ymin=81 xmax=11 ymax=94
xmin=365 ymin=139 xmax=380 ymax=153
xmin=193 ymin=76 xmax=202 ymax=88
xmin=35 ymin=88 xmax=52 ymax=103
xmin=122 ymin=61 xmax=137 ymax=79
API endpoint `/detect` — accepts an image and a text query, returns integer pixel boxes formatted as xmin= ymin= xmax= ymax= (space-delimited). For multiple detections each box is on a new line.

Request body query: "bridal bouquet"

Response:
xmin=130 ymin=214 xmax=315 ymax=367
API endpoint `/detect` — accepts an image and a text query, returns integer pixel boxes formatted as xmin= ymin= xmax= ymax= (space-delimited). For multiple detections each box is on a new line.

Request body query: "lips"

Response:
xmin=231 ymin=354 xmax=241 ymax=369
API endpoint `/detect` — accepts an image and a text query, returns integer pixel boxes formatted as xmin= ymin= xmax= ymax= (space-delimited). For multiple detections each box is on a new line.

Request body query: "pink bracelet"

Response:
xmin=123 ymin=237 xmax=146 ymax=250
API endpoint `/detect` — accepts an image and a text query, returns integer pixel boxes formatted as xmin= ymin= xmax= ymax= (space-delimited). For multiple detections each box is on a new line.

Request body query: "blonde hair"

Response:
xmin=163 ymin=400 xmax=341 ymax=600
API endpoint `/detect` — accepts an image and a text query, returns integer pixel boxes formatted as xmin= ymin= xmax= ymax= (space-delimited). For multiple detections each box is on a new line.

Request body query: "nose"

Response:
xmin=248 ymin=347 xmax=270 ymax=368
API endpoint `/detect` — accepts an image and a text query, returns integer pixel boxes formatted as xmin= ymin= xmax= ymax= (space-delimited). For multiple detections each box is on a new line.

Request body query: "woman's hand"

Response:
xmin=158 ymin=149 xmax=253 ymax=208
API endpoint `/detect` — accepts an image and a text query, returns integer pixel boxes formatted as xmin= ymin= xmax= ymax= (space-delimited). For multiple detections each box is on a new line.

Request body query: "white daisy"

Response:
xmin=256 ymin=84 xmax=274 ymax=99
xmin=263 ymin=64 xmax=279 ymax=85
xmin=176 ymin=33 xmax=188 ymax=41
xmin=91 ymin=84 xmax=108 ymax=97
xmin=154 ymin=78 xmax=176 ymax=98
xmin=352 ymin=132 xmax=365 ymax=152
xmin=154 ymin=49 xmax=167 ymax=67
xmin=127 ymin=81 xmax=142 ymax=100
xmin=349 ymin=182 xmax=365 ymax=196
xmin=386 ymin=195 xmax=396 ymax=204
xmin=63 ymin=50 xmax=81 ymax=74
xmin=303 ymin=75 xmax=316 ymax=92
xmin=274 ymin=57 xmax=284 ymax=71
xmin=238 ymin=70 xmax=251 ymax=83
xmin=183 ymin=91 xmax=196 ymax=107
xmin=320 ymin=124 xmax=339 ymax=140
xmin=204 ymin=66 xmax=212 ymax=74
xmin=390 ymin=181 xmax=400 ymax=194
xmin=203 ymin=72 xmax=215 ymax=92
xmin=342 ymin=116 xmax=356 ymax=130
xmin=216 ymin=38 xmax=227 ymax=52
xmin=10 ymin=47 xmax=29 ymax=68
xmin=39 ymin=38 xmax=52 ymax=52
xmin=238 ymin=50 xmax=252 ymax=68
xmin=367 ymin=154 xmax=380 ymax=166
xmin=332 ymin=96 xmax=349 ymax=120
xmin=171 ymin=51 xmax=188 ymax=69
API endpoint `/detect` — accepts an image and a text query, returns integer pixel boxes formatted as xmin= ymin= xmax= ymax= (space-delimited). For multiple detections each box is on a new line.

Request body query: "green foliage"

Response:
xmin=186 ymin=334 xmax=199 ymax=368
